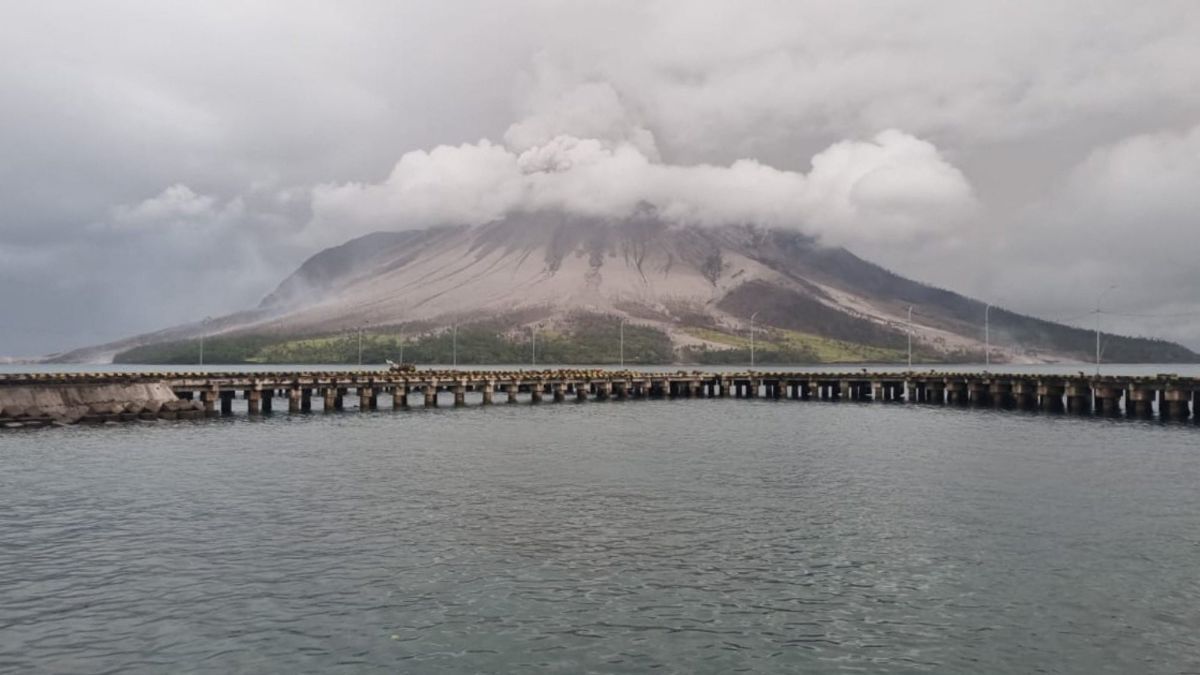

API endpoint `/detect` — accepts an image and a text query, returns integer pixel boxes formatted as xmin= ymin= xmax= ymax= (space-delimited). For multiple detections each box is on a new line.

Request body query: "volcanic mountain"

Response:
xmin=62 ymin=211 xmax=1197 ymax=364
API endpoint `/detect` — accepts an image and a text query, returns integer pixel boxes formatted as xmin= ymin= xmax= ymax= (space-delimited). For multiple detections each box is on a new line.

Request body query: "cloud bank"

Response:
xmin=3 ymin=1 xmax=1200 ymax=354
xmin=309 ymin=82 xmax=975 ymax=249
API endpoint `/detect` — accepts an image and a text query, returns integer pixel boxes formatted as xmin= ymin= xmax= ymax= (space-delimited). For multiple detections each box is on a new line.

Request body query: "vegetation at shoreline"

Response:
xmin=114 ymin=316 xmax=676 ymax=365
xmin=111 ymin=312 xmax=1198 ymax=366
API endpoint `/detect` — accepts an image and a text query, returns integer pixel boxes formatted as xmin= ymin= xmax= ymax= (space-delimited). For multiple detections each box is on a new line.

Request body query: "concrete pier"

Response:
xmin=5 ymin=369 xmax=1200 ymax=429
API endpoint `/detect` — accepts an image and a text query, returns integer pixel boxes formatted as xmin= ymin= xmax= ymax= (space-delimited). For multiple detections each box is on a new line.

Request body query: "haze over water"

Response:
xmin=3 ymin=373 xmax=1199 ymax=673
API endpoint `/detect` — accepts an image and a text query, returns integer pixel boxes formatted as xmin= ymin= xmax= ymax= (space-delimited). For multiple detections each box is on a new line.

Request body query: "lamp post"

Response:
xmin=198 ymin=316 xmax=212 ymax=366
xmin=452 ymin=324 xmax=458 ymax=368
xmin=750 ymin=311 xmax=759 ymax=368
xmin=906 ymin=306 xmax=913 ymax=369
xmin=1096 ymin=285 xmax=1117 ymax=375
xmin=530 ymin=326 xmax=536 ymax=367
xmin=398 ymin=329 xmax=404 ymax=364
xmin=619 ymin=318 xmax=625 ymax=368
xmin=357 ymin=325 xmax=364 ymax=366
xmin=984 ymin=304 xmax=991 ymax=367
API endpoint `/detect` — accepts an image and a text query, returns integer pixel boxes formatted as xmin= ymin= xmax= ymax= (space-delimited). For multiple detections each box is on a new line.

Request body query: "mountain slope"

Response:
xmin=62 ymin=211 xmax=1198 ymax=364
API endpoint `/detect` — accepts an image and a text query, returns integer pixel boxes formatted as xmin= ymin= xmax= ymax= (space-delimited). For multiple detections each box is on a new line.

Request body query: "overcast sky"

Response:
xmin=3 ymin=1 xmax=1200 ymax=355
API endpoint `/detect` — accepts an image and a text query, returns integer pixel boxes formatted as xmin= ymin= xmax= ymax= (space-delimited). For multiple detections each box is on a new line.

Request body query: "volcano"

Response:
xmin=58 ymin=211 xmax=1197 ymax=364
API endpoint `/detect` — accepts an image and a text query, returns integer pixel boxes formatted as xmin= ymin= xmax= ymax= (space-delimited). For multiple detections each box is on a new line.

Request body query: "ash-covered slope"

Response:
xmin=58 ymin=211 xmax=1197 ymax=363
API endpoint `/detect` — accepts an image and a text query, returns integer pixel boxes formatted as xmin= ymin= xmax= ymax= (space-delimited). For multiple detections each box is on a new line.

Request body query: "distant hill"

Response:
xmin=58 ymin=211 xmax=1197 ymax=365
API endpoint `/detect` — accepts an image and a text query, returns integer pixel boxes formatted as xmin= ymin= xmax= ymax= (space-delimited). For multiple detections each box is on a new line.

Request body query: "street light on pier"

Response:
xmin=906 ymin=306 xmax=913 ymax=369
xmin=985 ymin=304 xmax=991 ymax=367
xmin=198 ymin=316 xmax=212 ymax=366
xmin=530 ymin=325 xmax=537 ymax=366
xmin=357 ymin=322 xmax=369 ymax=366
xmin=619 ymin=318 xmax=625 ymax=368
xmin=452 ymin=324 xmax=458 ymax=368
xmin=749 ymin=311 xmax=760 ymax=368
xmin=1095 ymin=285 xmax=1117 ymax=376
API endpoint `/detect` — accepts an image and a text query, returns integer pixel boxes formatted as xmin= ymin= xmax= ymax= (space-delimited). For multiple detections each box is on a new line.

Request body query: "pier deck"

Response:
xmin=2 ymin=369 xmax=1198 ymax=428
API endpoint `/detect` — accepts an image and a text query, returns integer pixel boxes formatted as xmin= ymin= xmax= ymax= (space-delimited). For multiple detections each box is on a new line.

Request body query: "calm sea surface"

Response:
xmin=3 ymin=364 xmax=1200 ymax=673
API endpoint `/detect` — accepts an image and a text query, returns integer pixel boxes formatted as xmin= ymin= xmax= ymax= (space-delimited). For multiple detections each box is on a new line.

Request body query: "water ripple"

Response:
xmin=3 ymin=402 xmax=1200 ymax=673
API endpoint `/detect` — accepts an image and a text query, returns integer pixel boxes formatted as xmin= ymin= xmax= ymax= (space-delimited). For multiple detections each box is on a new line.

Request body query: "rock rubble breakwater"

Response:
xmin=0 ymin=381 xmax=199 ymax=428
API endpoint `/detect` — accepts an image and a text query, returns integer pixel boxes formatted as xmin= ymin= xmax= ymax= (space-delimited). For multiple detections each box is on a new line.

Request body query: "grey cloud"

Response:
xmin=2 ymin=1 xmax=1200 ymax=355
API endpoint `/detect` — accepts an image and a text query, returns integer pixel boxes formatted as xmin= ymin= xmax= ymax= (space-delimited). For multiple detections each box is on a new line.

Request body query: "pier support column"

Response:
xmin=359 ymin=387 xmax=376 ymax=411
xmin=1163 ymin=387 xmax=1191 ymax=420
xmin=247 ymin=389 xmax=261 ymax=415
xmin=531 ymin=381 xmax=544 ymax=403
xmin=1012 ymin=381 xmax=1037 ymax=409
xmin=967 ymin=381 xmax=990 ymax=406
xmin=871 ymin=381 xmax=883 ymax=402
xmin=576 ymin=382 xmax=588 ymax=402
xmin=945 ymin=381 xmax=967 ymax=405
xmin=926 ymin=382 xmax=945 ymax=404
xmin=748 ymin=379 xmax=760 ymax=398
xmin=323 ymin=387 xmax=337 ymax=412
xmin=220 ymin=390 xmax=234 ymax=415
xmin=288 ymin=387 xmax=302 ymax=413
xmin=614 ymin=381 xmax=628 ymax=400
xmin=301 ymin=388 xmax=312 ymax=412
xmin=424 ymin=384 xmax=438 ymax=408
xmin=506 ymin=383 xmax=518 ymax=403
xmin=1093 ymin=385 xmax=1122 ymax=415
xmin=453 ymin=381 xmax=466 ymax=407
xmin=335 ymin=388 xmax=345 ymax=410
xmin=990 ymin=381 xmax=1013 ymax=408
xmin=1066 ymin=383 xmax=1091 ymax=414
xmin=1128 ymin=387 xmax=1155 ymax=417
xmin=1038 ymin=382 xmax=1065 ymax=412
xmin=200 ymin=388 xmax=218 ymax=415
xmin=718 ymin=378 xmax=730 ymax=397
xmin=261 ymin=390 xmax=273 ymax=414
xmin=553 ymin=382 xmax=566 ymax=402
xmin=482 ymin=380 xmax=494 ymax=405
xmin=393 ymin=384 xmax=408 ymax=409
xmin=600 ymin=381 xmax=613 ymax=400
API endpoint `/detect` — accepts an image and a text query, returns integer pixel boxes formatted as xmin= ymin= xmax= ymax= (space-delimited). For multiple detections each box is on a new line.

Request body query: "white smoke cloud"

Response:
xmin=109 ymin=184 xmax=239 ymax=231
xmin=309 ymin=91 xmax=976 ymax=250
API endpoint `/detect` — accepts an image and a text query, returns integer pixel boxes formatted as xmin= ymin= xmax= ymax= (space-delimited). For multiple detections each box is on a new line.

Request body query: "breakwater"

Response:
xmin=2 ymin=369 xmax=1198 ymax=428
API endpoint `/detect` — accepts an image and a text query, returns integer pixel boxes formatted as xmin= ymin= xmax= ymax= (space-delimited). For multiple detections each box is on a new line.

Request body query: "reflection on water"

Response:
xmin=2 ymin=397 xmax=1199 ymax=673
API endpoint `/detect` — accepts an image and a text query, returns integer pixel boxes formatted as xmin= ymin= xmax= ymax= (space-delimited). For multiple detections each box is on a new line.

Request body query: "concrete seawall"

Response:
xmin=0 ymin=382 xmax=198 ymax=427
